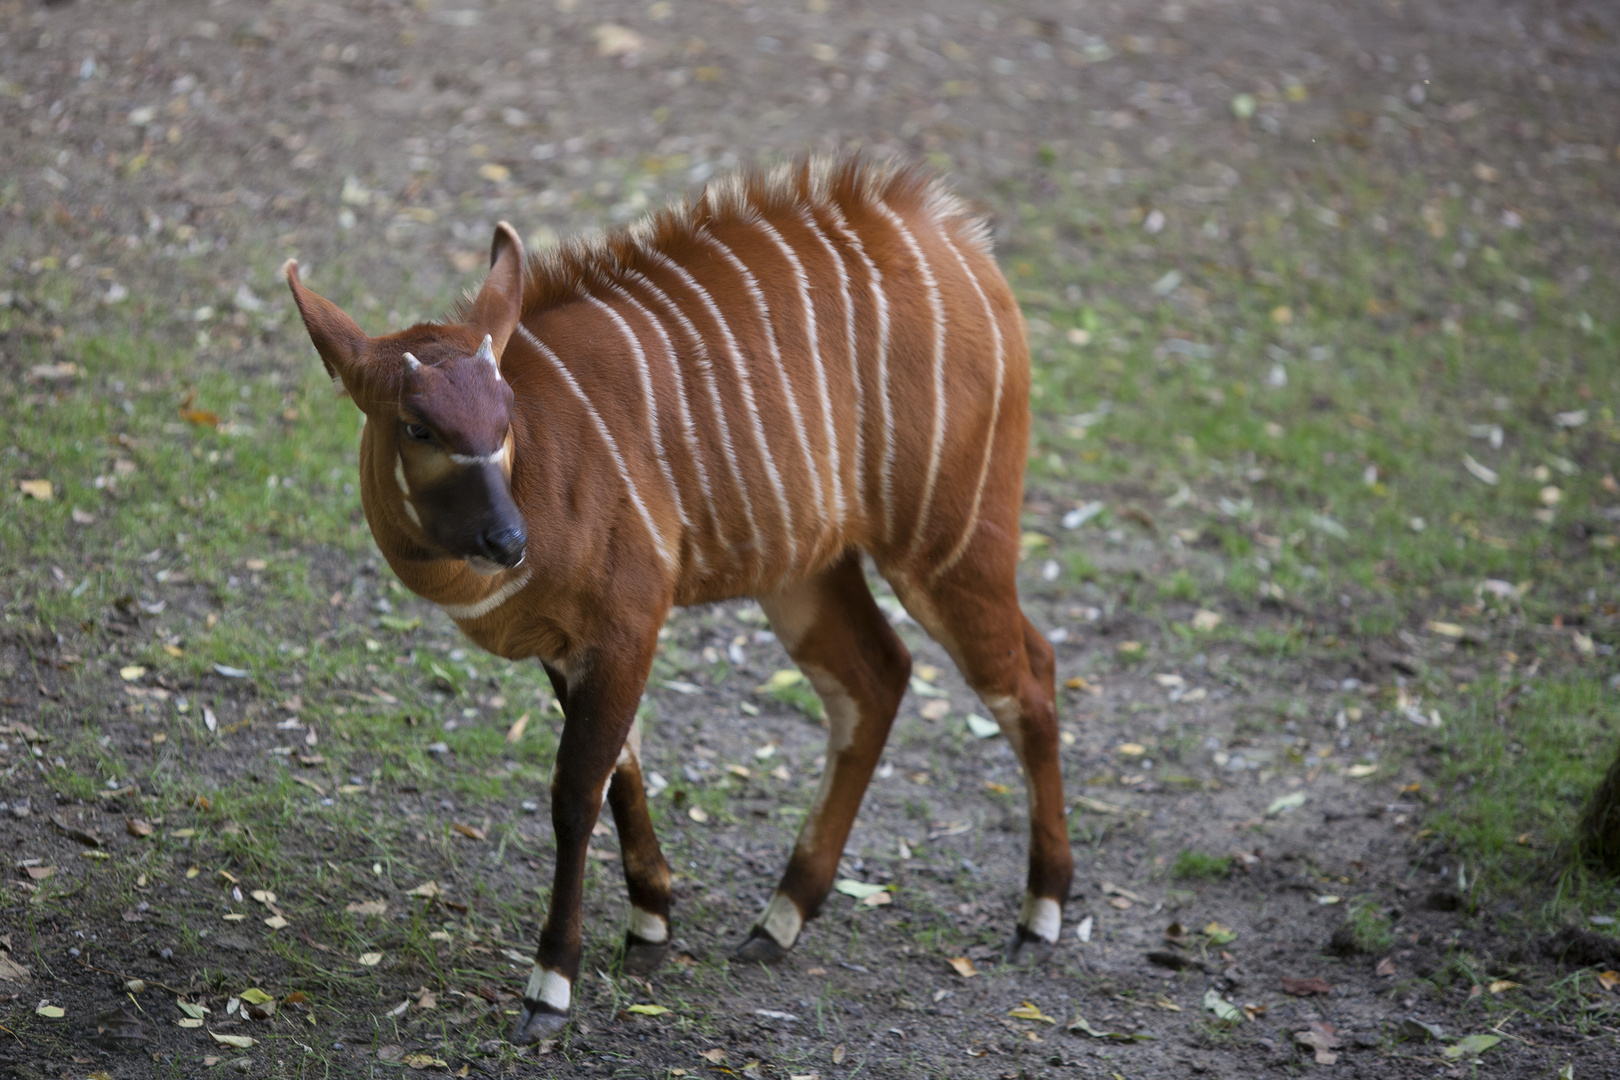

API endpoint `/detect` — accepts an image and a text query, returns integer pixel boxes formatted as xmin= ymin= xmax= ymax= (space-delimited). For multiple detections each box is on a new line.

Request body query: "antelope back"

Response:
xmin=501 ymin=156 xmax=1027 ymax=604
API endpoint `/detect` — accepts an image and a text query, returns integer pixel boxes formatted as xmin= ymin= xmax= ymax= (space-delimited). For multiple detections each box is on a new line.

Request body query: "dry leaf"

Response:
xmin=1280 ymin=976 xmax=1333 ymax=996
xmin=209 ymin=1031 xmax=255 ymax=1048
xmin=1007 ymin=1001 xmax=1056 ymax=1024
xmin=831 ymin=1044 xmax=846 ymax=1065
xmin=592 ymin=23 xmax=646 ymax=57
xmin=18 ymin=479 xmax=53 ymax=501
xmin=264 ymin=915 xmax=289 ymax=930
xmin=126 ymin=818 xmax=155 ymax=838
xmin=177 ymin=1017 xmax=203 ymax=1028
xmin=36 ymin=1002 xmax=65 ymax=1018
xmin=947 ymin=956 xmax=978 ymax=978
xmin=25 ymin=866 xmax=56 ymax=881
xmin=687 ymin=806 xmax=709 ymax=824
xmin=404 ymin=881 xmax=442 ymax=898
xmin=626 ymin=1003 xmax=670 ymax=1016
xmin=505 ymin=713 xmax=530 ymax=744
xmin=346 ymin=900 xmax=388 ymax=917
xmin=700 ymin=1048 xmax=726 ymax=1063
xmin=451 ymin=823 xmax=487 ymax=841
xmin=358 ymin=952 xmax=383 ymax=967
xmin=1376 ymin=956 xmax=1398 ymax=976
xmin=919 ymin=699 xmax=951 ymax=721
xmin=1191 ymin=609 xmax=1223 ymax=632
xmin=1487 ymin=980 xmax=1520 ymax=994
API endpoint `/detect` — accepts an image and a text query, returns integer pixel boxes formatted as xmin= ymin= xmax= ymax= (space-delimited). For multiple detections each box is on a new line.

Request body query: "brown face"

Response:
xmin=394 ymin=335 xmax=527 ymax=572
xmin=282 ymin=218 xmax=529 ymax=573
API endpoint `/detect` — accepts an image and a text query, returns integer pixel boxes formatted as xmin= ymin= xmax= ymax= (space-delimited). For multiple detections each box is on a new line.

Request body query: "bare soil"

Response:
xmin=3 ymin=0 xmax=1619 ymax=1077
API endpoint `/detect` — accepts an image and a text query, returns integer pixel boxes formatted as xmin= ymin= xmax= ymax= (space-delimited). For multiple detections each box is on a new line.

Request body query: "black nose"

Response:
xmin=480 ymin=525 xmax=527 ymax=568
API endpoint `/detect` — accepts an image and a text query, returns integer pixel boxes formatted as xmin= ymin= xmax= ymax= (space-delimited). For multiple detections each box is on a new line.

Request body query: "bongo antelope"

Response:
xmin=284 ymin=158 xmax=1071 ymax=1043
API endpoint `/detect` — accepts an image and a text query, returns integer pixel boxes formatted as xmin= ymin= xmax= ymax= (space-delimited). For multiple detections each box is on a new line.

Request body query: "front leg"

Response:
xmin=512 ymin=640 xmax=658 ymax=1045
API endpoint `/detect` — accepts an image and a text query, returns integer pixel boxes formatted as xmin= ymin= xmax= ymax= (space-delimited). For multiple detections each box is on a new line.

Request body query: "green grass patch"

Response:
xmin=1171 ymin=849 xmax=1233 ymax=881
xmin=1429 ymin=674 xmax=1620 ymax=915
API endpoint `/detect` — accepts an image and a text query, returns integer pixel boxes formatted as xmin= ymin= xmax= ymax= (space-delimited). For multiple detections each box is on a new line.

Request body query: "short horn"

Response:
xmin=402 ymin=351 xmax=423 ymax=372
xmin=475 ymin=334 xmax=501 ymax=380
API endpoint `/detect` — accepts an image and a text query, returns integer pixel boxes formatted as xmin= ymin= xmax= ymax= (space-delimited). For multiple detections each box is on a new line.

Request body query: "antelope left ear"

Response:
xmin=467 ymin=221 xmax=525 ymax=362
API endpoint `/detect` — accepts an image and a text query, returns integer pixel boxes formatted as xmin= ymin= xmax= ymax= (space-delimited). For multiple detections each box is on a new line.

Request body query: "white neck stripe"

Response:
xmin=439 ymin=567 xmax=532 ymax=621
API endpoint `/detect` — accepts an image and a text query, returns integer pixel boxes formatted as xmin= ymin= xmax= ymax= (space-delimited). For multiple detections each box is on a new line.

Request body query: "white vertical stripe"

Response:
xmin=750 ymin=215 xmax=845 ymax=525
xmin=633 ymin=255 xmax=775 ymax=575
xmin=932 ymin=227 xmax=1006 ymax=580
xmin=875 ymin=201 xmax=948 ymax=558
xmin=823 ymin=204 xmax=892 ymax=541
xmin=515 ymin=324 xmax=677 ymax=573
xmin=606 ymin=280 xmax=724 ymax=568
xmin=798 ymin=207 xmax=862 ymax=525
xmin=584 ymin=292 xmax=705 ymax=576
xmin=696 ymin=230 xmax=819 ymax=560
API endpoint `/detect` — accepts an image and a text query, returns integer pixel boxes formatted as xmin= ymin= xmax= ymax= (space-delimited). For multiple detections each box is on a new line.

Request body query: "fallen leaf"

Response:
xmin=404 ymin=1053 xmax=448 ymax=1069
xmin=377 ymin=1045 xmax=405 ymax=1062
xmin=1067 ymin=1014 xmax=1154 ymax=1041
xmin=1202 ymin=989 xmax=1242 ymax=1023
xmin=834 ymin=879 xmax=888 ymax=900
xmin=1117 ymin=742 xmax=1147 ymax=756
xmin=177 ymin=1017 xmax=203 ymax=1028
xmin=1281 ymin=976 xmax=1334 ymax=996
xmin=947 ymin=956 xmax=978 ymax=978
xmin=18 ymin=479 xmax=54 ymax=501
xmin=687 ymin=805 xmax=710 ymax=823
xmin=505 ymin=713 xmax=530 ymax=744
xmin=1462 ymin=454 xmax=1499 ymax=485
xmin=1347 ymin=764 xmax=1378 ymax=778
xmin=177 ymin=1001 xmax=209 ymax=1019
xmin=36 ymin=1002 xmax=65 ymax=1018
xmin=346 ymin=900 xmax=388 ymax=917
xmin=404 ymin=881 xmax=442 ymax=898
xmin=919 ymin=699 xmax=951 ymax=721
xmin=831 ymin=1043 xmax=846 ymax=1065
xmin=1376 ymin=956 xmax=1398 ymax=976
xmin=860 ymin=891 xmax=893 ymax=907
xmin=1598 ymin=970 xmax=1620 ymax=991
xmin=1487 ymin=980 xmax=1520 ymax=994
xmin=126 ymin=818 xmax=155 ymax=838
xmin=1007 ymin=1001 xmax=1056 ymax=1024
xmin=1294 ymin=1021 xmax=1341 ymax=1064
xmin=1191 ymin=609 xmax=1223 ymax=632
xmin=758 ymin=669 xmax=806 ymax=693
xmin=119 ymin=665 xmax=146 ymax=682
xmin=965 ymin=713 xmax=1000 ymax=738
xmin=626 ymin=1003 xmax=670 ymax=1016
xmin=1266 ymin=791 xmax=1307 ymax=816
xmin=250 ymin=889 xmax=277 ymax=906
xmin=358 ymin=952 xmax=383 ymax=967
xmin=49 ymin=813 xmax=102 ymax=846
xmin=1443 ymin=1034 xmax=1502 ymax=1061
xmin=209 ymin=1031 xmax=255 ymax=1048
xmin=264 ymin=915 xmax=289 ymax=930
xmin=451 ymin=822 xmax=487 ymax=841
xmin=0 ymin=953 xmax=33 ymax=981
xmin=1203 ymin=921 xmax=1236 ymax=946
xmin=592 ymin=22 xmax=646 ymax=57
xmin=24 ymin=866 xmax=56 ymax=881
xmin=701 ymin=1048 xmax=727 ymax=1063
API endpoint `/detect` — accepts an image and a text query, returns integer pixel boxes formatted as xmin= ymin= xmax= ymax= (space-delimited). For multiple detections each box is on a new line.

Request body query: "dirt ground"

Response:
xmin=3 ymin=0 xmax=1620 ymax=1077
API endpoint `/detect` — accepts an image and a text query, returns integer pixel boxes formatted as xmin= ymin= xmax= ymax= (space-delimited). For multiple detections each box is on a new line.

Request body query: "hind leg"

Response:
xmin=735 ymin=553 xmax=912 ymax=961
xmin=888 ymin=559 xmax=1072 ymax=964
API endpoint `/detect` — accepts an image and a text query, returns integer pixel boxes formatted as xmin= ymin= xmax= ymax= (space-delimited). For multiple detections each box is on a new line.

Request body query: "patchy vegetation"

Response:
xmin=2 ymin=0 xmax=1618 ymax=1077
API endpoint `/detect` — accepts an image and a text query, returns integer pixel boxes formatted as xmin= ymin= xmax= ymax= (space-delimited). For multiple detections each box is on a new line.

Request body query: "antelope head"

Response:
xmin=284 ymin=222 xmax=530 ymax=572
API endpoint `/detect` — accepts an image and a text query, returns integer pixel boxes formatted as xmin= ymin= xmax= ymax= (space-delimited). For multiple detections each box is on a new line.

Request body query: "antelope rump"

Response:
xmin=283 ymin=157 xmax=1072 ymax=1043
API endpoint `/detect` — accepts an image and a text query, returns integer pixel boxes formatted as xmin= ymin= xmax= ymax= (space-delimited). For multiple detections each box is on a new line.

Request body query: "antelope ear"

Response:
xmin=283 ymin=259 xmax=370 ymax=394
xmin=467 ymin=221 xmax=525 ymax=361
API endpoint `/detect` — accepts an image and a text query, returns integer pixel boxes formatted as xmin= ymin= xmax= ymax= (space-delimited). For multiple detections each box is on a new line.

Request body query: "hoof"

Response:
xmin=510 ymin=1001 xmax=568 ymax=1045
xmin=1005 ymin=924 xmax=1055 ymax=966
xmin=621 ymin=934 xmax=669 ymax=976
xmin=733 ymin=927 xmax=790 ymax=964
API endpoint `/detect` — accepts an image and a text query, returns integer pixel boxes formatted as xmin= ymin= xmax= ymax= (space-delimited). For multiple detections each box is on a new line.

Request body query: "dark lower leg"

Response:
xmin=607 ymin=743 xmax=672 ymax=974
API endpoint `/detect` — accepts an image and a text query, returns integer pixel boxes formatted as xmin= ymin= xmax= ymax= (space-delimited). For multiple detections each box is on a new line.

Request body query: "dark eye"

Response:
xmin=404 ymin=422 xmax=433 ymax=443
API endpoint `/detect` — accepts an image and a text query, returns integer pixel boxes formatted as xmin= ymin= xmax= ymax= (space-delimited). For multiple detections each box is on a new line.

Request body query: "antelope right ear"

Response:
xmin=466 ymin=221 xmax=525 ymax=361
xmin=283 ymin=259 xmax=370 ymax=395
